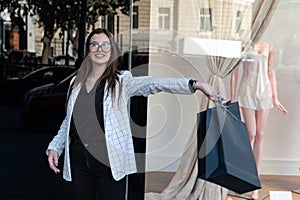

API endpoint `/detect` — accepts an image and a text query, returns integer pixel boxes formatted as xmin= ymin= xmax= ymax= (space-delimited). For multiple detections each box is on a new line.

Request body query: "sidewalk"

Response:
xmin=0 ymin=106 xmax=71 ymax=200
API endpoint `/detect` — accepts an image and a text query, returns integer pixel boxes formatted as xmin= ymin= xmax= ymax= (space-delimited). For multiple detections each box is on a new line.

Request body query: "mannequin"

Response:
xmin=230 ymin=40 xmax=288 ymax=200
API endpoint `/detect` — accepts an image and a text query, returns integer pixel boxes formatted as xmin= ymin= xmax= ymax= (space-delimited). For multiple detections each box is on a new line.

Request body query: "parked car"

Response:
xmin=7 ymin=50 xmax=39 ymax=65
xmin=21 ymin=71 xmax=76 ymax=132
xmin=54 ymin=55 xmax=76 ymax=66
xmin=0 ymin=66 xmax=76 ymax=104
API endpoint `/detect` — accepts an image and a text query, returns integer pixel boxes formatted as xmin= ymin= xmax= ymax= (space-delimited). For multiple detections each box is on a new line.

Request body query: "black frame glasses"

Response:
xmin=89 ymin=43 xmax=112 ymax=52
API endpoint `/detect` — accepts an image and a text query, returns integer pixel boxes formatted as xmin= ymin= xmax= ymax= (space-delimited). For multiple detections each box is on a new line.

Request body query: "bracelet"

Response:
xmin=193 ymin=81 xmax=198 ymax=91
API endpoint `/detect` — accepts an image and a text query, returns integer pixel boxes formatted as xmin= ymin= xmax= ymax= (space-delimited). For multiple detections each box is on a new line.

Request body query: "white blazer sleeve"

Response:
xmin=121 ymin=71 xmax=194 ymax=97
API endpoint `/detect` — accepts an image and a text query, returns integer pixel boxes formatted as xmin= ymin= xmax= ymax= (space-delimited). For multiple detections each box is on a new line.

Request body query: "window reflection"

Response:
xmin=158 ymin=7 xmax=170 ymax=29
xmin=200 ymin=8 xmax=212 ymax=32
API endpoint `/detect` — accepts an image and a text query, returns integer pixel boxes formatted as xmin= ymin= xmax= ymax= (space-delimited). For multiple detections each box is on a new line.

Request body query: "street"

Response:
xmin=0 ymin=105 xmax=71 ymax=200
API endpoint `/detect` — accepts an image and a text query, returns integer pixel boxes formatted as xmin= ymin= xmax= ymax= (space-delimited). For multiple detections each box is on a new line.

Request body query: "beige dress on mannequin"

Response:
xmin=238 ymin=50 xmax=273 ymax=110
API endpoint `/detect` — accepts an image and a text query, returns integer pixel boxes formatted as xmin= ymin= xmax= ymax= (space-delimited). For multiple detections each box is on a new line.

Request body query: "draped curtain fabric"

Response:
xmin=146 ymin=0 xmax=279 ymax=199
xmin=251 ymin=0 xmax=279 ymax=46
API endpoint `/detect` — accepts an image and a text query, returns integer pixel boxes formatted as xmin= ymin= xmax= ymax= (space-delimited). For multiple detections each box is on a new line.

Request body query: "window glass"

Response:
xmin=158 ymin=8 xmax=170 ymax=29
xmin=200 ymin=8 xmax=212 ymax=32
xmin=43 ymin=71 xmax=54 ymax=79
xmin=133 ymin=6 xmax=139 ymax=29
xmin=236 ymin=11 xmax=243 ymax=33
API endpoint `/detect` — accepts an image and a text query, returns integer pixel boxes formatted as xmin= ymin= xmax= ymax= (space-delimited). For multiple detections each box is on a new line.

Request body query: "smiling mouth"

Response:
xmin=95 ymin=54 xmax=105 ymax=57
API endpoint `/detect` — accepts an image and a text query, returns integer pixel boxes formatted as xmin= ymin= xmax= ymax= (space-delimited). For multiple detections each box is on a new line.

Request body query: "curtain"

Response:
xmin=251 ymin=0 xmax=279 ymax=45
xmin=146 ymin=0 xmax=279 ymax=199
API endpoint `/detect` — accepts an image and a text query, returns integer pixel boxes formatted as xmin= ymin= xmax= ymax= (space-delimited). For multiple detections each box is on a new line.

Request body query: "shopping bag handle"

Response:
xmin=215 ymin=102 xmax=239 ymax=121
xmin=211 ymin=96 xmax=240 ymax=122
xmin=210 ymin=94 xmax=225 ymax=105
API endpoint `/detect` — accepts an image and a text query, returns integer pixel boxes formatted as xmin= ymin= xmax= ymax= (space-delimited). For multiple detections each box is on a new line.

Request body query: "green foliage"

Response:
xmin=0 ymin=0 xmax=30 ymax=18
xmin=1 ymin=0 xmax=139 ymax=62
xmin=2 ymin=0 xmax=138 ymax=36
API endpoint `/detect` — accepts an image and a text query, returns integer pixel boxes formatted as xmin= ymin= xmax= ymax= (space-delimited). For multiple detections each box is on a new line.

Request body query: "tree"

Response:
xmin=1 ymin=0 xmax=138 ymax=64
xmin=0 ymin=0 xmax=29 ymax=18
xmin=31 ymin=0 xmax=138 ymax=64
xmin=30 ymin=0 xmax=58 ymax=64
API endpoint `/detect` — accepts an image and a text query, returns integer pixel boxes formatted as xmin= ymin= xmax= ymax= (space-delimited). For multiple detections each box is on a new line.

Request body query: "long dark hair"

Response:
xmin=69 ymin=28 xmax=122 ymax=102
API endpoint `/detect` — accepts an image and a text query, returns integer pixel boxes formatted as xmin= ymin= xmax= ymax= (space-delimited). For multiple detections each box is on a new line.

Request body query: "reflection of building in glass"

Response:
xmin=1 ymin=0 xmax=253 ymax=59
xmin=115 ymin=0 xmax=252 ymax=55
xmin=0 ymin=9 xmax=36 ymax=56
xmin=200 ymin=8 xmax=213 ymax=32
xmin=0 ymin=14 xmax=12 ymax=56
xmin=158 ymin=8 xmax=171 ymax=29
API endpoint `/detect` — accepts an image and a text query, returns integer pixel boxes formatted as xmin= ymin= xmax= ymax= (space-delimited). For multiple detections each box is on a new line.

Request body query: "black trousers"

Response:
xmin=69 ymin=140 xmax=126 ymax=200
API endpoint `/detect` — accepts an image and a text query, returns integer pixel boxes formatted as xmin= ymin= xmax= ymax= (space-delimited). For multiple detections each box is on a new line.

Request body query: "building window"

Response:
xmin=199 ymin=8 xmax=212 ymax=32
xmin=236 ymin=11 xmax=243 ymax=33
xmin=133 ymin=6 xmax=139 ymax=29
xmin=158 ymin=7 xmax=170 ymax=29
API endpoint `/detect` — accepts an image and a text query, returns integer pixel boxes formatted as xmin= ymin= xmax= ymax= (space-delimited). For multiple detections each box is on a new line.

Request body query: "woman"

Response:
xmin=47 ymin=28 xmax=218 ymax=200
xmin=230 ymin=40 xmax=288 ymax=200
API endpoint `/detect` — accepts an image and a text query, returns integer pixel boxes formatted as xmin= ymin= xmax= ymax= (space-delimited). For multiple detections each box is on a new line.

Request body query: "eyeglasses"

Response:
xmin=89 ymin=43 xmax=111 ymax=52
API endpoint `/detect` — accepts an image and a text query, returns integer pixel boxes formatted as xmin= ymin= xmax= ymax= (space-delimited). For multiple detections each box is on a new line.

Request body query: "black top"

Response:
xmin=69 ymin=77 xmax=109 ymax=165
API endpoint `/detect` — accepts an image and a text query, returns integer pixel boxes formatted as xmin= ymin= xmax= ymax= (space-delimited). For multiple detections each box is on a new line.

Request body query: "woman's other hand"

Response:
xmin=48 ymin=149 xmax=60 ymax=174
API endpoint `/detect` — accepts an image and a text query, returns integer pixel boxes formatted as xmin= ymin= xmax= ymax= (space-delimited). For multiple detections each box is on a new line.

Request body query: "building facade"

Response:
xmin=1 ymin=0 xmax=253 ymax=60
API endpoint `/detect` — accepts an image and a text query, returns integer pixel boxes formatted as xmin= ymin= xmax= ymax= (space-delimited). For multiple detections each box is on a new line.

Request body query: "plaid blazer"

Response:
xmin=47 ymin=70 xmax=195 ymax=181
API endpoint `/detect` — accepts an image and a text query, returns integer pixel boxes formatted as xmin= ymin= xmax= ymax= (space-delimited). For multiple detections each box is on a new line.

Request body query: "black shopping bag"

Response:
xmin=197 ymin=102 xmax=261 ymax=194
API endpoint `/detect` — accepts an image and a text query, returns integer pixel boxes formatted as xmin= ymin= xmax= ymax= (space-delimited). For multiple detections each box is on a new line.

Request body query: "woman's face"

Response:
xmin=88 ymin=33 xmax=111 ymax=67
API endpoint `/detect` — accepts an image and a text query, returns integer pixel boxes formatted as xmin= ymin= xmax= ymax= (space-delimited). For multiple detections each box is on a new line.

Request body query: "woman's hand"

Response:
xmin=48 ymin=149 xmax=60 ymax=174
xmin=196 ymin=82 xmax=222 ymax=103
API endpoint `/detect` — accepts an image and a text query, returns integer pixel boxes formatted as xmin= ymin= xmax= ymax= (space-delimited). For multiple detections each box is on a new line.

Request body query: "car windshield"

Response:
xmin=22 ymin=67 xmax=75 ymax=81
xmin=59 ymin=70 xmax=77 ymax=84
xmin=22 ymin=68 xmax=50 ymax=79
